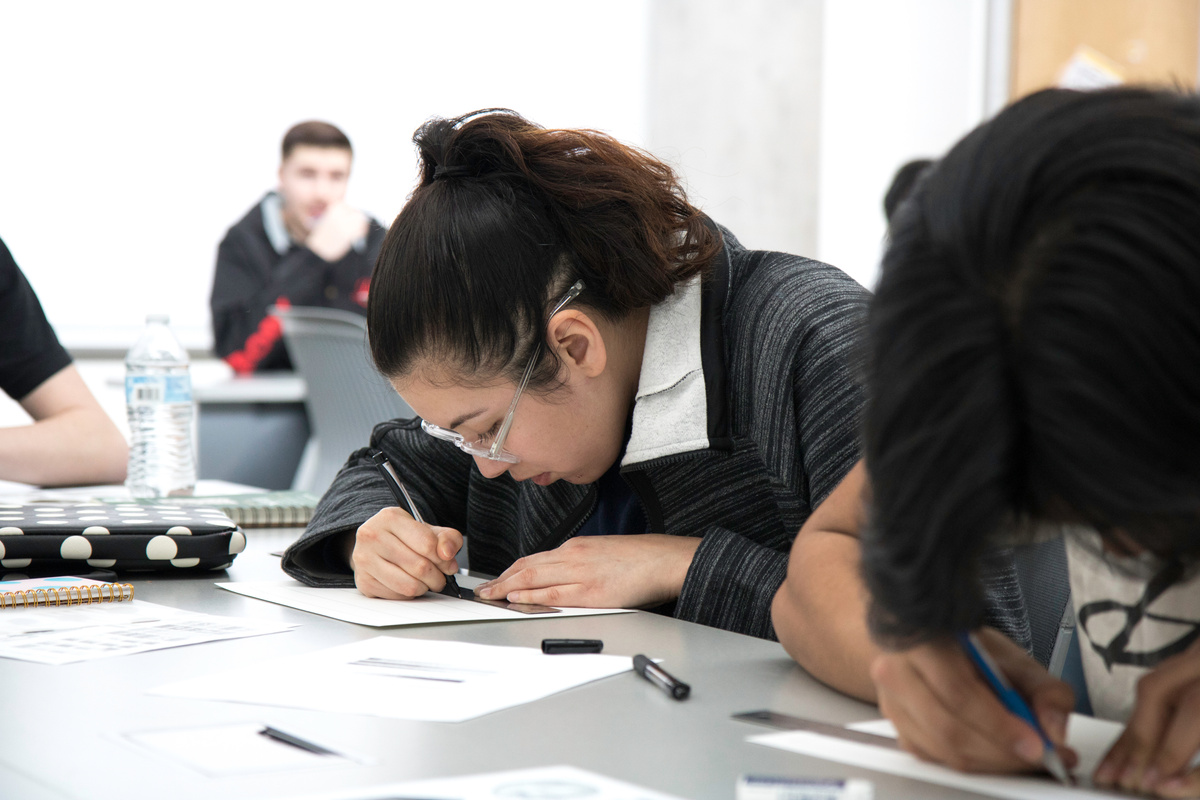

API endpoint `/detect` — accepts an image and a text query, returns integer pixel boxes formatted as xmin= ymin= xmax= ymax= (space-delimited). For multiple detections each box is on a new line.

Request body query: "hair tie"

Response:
xmin=433 ymin=164 xmax=474 ymax=181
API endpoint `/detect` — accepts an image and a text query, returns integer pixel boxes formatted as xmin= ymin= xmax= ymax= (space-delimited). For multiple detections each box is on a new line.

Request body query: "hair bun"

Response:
xmin=432 ymin=164 xmax=476 ymax=181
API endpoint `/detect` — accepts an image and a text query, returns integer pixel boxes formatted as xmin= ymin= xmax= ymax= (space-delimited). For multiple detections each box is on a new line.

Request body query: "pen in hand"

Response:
xmin=958 ymin=631 xmax=1074 ymax=785
xmin=370 ymin=449 xmax=464 ymax=600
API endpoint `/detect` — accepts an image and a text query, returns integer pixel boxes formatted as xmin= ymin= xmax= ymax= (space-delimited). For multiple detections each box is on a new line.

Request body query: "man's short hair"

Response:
xmin=282 ymin=121 xmax=353 ymax=159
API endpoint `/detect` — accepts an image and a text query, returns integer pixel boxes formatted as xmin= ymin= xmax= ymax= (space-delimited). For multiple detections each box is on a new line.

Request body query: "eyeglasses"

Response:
xmin=420 ymin=280 xmax=585 ymax=464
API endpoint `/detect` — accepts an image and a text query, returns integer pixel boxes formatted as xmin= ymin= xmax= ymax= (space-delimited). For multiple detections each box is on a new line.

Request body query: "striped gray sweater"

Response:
xmin=282 ymin=226 xmax=1030 ymax=645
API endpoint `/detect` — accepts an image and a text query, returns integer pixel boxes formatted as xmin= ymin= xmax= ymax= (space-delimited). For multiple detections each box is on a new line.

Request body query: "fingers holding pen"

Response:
xmin=871 ymin=632 xmax=1076 ymax=775
xmin=872 ymin=646 xmax=1031 ymax=772
xmin=351 ymin=507 xmax=462 ymax=598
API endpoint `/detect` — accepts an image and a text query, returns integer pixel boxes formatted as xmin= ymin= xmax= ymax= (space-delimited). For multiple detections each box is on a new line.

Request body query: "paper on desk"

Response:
xmin=749 ymin=713 xmax=1124 ymax=800
xmin=124 ymin=722 xmax=357 ymax=777
xmin=285 ymin=764 xmax=686 ymax=800
xmin=218 ymin=579 xmax=636 ymax=626
xmin=151 ymin=635 xmax=631 ymax=722
xmin=0 ymin=599 xmax=295 ymax=665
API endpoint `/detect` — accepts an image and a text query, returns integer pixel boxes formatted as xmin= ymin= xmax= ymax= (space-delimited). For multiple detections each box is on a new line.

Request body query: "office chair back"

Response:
xmin=1012 ymin=533 xmax=1075 ymax=675
xmin=272 ymin=306 xmax=414 ymax=494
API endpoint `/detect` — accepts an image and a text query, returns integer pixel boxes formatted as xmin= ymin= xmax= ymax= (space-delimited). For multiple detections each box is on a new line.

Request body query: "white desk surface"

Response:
xmin=93 ymin=359 xmax=306 ymax=404
xmin=0 ymin=530 xmax=990 ymax=800
xmin=192 ymin=374 xmax=307 ymax=404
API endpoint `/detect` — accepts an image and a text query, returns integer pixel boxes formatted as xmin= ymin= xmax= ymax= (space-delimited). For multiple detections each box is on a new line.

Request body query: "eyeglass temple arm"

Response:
xmin=487 ymin=280 xmax=585 ymax=460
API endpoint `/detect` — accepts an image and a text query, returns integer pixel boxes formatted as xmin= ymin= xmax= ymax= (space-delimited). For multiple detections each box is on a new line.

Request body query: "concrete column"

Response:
xmin=646 ymin=0 xmax=824 ymax=258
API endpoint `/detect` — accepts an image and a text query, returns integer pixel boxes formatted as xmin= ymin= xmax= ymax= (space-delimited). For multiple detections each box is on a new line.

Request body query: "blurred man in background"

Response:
xmin=210 ymin=121 xmax=386 ymax=373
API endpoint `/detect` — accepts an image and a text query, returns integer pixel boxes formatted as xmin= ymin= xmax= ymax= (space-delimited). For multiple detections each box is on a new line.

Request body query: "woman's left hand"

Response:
xmin=1094 ymin=638 xmax=1200 ymax=797
xmin=474 ymin=534 xmax=701 ymax=609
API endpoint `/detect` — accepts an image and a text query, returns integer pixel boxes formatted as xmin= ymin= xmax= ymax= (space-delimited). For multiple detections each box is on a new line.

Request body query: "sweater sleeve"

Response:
xmin=676 ymin=528 xmax=788 ymax=639
xmin=281 ymin=417 xmax=474 ymax=586
xmin=675 ymin=263 xmax=868 ymax=640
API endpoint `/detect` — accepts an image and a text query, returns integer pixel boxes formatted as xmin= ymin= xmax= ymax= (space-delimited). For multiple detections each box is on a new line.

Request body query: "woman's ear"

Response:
xmin=549 ymin=310 xmax=607 ymax=378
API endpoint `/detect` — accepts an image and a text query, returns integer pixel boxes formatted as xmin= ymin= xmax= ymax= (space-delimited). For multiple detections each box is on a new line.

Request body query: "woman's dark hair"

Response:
xmin=882 ymin=158 xmax=934 ymax=223
xmin=863 ymin=87 xmax=1200 ymax=647
xmin=367 ymin=108 xmax=720 ymax=389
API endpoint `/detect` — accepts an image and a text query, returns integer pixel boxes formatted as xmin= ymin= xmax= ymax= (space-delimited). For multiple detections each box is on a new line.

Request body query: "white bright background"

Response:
xmin=0 ymin=1 xmax=651 ymax=351
xmin=0 ymin=0 xmax=1002 ymax=357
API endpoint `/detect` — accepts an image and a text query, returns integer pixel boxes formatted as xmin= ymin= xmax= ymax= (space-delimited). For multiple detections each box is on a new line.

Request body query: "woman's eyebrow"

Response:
xmin=448 ymin=408 xmax=487 ymax=430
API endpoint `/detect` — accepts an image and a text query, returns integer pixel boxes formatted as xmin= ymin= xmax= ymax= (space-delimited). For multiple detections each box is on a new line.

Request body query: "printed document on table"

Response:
xmin=0 ymin=599 xmax=295 ymax=665
xmin=123 ymin=722 xmax=360 ymax=777
xmin=151 ymin=635 xmax=632 ymax=722
xmin=749 ymin=714 xmax=1124 ymax=800
xmin=218 ymin=580 xmax=636 ymax=626
xmin=286 ymin=764 xmax=686 ymax=800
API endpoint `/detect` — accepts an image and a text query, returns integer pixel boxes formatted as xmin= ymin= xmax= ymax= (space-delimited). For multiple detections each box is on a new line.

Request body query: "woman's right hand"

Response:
xmin=348 ymin=507 xmax=463 ymax=599
xmin=871 ymin=627 xmax=1078 ymax=774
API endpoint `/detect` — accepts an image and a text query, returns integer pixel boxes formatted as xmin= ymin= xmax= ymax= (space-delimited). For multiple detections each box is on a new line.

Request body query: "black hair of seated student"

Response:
xmin=366 ymin=108 xmax=721 ymax=389
xmin=882 ymin=158 xmax=934 ymax=223
xmin=862 ymin=86 xmax=1200 ymax=647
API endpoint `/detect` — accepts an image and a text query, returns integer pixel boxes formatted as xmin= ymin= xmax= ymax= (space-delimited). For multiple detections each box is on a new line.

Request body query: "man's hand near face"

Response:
xmin=306 ymin=202 xmax=369 ymax=263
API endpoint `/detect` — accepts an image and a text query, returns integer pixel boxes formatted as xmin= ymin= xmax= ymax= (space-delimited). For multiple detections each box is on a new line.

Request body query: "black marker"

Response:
xmin=371 ymin=450 xmax=464 ymax=600
xmin=542 ymin=638 xmax=603 ymax=654
xmin=258 ymin=726 xmax=337 ymax=756
xmin=633 ymin=654 xmax=690 ymax=700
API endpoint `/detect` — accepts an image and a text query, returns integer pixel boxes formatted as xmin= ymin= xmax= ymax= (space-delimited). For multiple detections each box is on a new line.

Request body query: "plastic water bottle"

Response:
xmin=125 ymin=315 xmax=196 ymax=497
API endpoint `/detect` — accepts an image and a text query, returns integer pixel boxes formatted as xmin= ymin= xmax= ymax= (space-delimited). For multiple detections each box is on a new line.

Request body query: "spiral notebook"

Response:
xmin=94 ymin=490 xmax=320 ymax=529
xmin=0 ymin=576 xmax=134 ymax=609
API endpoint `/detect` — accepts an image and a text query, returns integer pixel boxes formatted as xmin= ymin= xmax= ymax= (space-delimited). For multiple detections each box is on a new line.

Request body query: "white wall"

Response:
xmin=647 ymin=0 xmax=823 ymax=258
xmin=0 ymin=1 xmax=650 ymax=352
xmin=816 ymin=0 xmax=992 ymax=290
xmin=1 ymin=0 xmax=1000 ymax=354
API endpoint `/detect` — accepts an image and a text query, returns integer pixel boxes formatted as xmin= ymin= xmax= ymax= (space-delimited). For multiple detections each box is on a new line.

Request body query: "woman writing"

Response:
xmin=282 ymin=108 xmax=867 ymax=639
xmin=860 ymin=88 xmax=1200 ymax=795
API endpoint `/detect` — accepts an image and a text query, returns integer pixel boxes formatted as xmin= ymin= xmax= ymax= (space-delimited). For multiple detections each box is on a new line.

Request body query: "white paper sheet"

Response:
xmin=123 ymin=722 xmax=358 ymax=776
xmin=218 ymin=579 xmax=636 ymax=626
xmin=750 ymin=713 xmax=1125 ymax=800
xmin=286 ymin=764 xmax=686 ymax=800
xmin=151 ymin=635 xmax=632 ymax=722
xmin=0 ymin=599 xmax=295 ymax=664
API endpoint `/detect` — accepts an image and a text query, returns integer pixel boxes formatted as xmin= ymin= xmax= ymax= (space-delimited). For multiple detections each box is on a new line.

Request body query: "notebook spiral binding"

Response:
xmin=0 ymin=582 xmax=135 ymax=609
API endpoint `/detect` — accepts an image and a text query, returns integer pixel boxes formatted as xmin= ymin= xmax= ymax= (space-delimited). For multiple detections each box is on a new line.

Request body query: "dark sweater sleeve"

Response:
xmin=281 ymin=417 xmax=474 ymax=586
xmin=676 ymin=526 xmax=788 ymax=639
xmin=676 ymin=263 xmax=868 ymax=640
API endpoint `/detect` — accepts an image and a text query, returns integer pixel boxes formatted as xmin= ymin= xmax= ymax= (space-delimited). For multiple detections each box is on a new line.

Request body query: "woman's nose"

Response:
xmin=474 ymin=456 xmax=510 ymax=479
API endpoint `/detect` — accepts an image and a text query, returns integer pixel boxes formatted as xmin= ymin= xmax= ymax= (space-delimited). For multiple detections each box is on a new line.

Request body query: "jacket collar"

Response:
xmin=623 ymin=222 xmax=733 ymax=466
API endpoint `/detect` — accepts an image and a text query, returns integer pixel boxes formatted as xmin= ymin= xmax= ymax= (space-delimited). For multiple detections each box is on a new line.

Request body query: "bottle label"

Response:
xmin=126 ymin=374 xmax=192 ymax=406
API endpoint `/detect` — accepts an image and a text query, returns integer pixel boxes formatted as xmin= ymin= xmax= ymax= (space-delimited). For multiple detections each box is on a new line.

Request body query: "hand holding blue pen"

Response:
xmin=958 ymin=631 xmax=1074 ymax=785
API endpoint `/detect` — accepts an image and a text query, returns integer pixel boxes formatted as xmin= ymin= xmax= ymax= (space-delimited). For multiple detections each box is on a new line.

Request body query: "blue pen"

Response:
xmin=959 ymin=631 xmax=1073 ymax=785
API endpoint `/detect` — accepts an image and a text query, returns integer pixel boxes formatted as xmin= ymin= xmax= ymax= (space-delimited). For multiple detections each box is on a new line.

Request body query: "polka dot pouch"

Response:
xmin=0 ymin=503 xmax=247 ymax=573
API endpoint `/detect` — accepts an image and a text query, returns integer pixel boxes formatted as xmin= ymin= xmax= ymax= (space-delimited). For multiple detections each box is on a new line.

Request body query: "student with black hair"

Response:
xmin=281 ymin=108 xmax=868 ymax=640
xmin=862 ymin=87 xmax=1200 ymax=796
xmin=882 ymin=158 xmax=934 ymax=223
